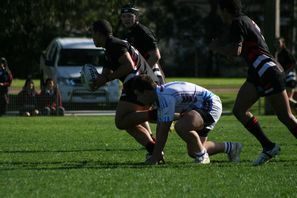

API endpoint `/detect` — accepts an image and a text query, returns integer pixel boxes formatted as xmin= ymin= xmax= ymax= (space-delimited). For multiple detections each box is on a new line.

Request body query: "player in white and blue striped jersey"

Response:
xmin=125 ymin=75 xmax=242 ymax=165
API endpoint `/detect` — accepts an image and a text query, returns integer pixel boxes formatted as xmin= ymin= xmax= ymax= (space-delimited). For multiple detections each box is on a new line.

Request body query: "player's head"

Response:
xmin=91 ymin=19 xmax=113 ymax=47
xmin=120 ymin=4 xmax=139 ymax=28
xmin=218 ymin=0 xmax=242 ymax=19
xmin=124 ymin=75 xmax=157 ymax=105
xmin=275 ymin=37 xmax=286 ymax=50
xmin=0 ymin=57 xmax=7 ymax=68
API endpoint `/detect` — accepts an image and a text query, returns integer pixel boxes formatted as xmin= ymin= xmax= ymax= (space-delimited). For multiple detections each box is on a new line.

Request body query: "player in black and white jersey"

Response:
xmin=209 ymin=0 xmax=297 ymax=165
xmin=120 ymin=4 xmax=165 ymax=84
xmin=124 ymin=75 xmax=242 ymax=165
xmin=275 ymin=37 xmax=297 ymax=111
xmin=90 ymin=19 xmax=161 ymax=159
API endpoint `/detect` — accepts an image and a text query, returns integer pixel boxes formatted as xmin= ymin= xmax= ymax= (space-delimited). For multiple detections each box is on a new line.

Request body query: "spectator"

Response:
xmin=0 ymin=57 xmax=13 ymax=116
xmin=39 ymin=78 xmax=65 ymax=116
xmin=275 ymin=37 xmax=297 ymax=111
xmin=17 ymin=78 xmax=40 ymax=116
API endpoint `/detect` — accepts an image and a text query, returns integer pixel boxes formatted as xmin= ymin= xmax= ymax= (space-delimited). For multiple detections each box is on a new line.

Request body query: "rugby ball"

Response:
xmin=80 ymin=64 xmax=99 ymax=90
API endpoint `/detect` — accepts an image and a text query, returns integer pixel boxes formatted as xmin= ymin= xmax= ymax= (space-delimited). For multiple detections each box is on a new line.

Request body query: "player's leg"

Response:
xmin=233 ymin=81 xmax=276 ymax=150
xmin=267 ymin=90 xmax=297 ymax=138
xmin=203 ymin=139 xmax=242 ymax=162
xmin=174 ymin=110 xmax=209 ymax=164
xmin=115 ymin=100 xmax=155 ymax=154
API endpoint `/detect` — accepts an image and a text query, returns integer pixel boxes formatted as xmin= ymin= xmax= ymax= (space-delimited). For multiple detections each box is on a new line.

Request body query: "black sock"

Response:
xmin=245 ymin=116 xmax=274 ymax=150
xmin=289 ymin=126 xmax=297 ymax=139
xmin=145 ymin=141 xmax=155 ymax=155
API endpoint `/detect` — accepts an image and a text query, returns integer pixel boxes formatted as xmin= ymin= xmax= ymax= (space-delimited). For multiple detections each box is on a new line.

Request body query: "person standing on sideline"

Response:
xmin=209 ymin=0 xmax=297 ymax=165
xmin=275 ymin=37 xmax=297 ymax=111
xmin=90 ymin=19 xmax=162 ymax=159
xmin=0 ymin=57 xmax=13 ymax=116
xmin=120 ymin=4 xmax=165 ymax=84
xmin=124 ymin=74 xmax=242 ymax=165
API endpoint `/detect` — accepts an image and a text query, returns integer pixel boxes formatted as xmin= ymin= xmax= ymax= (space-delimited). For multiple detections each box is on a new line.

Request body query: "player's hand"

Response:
xmin=91 ymin=74 xmax=107 ymax=91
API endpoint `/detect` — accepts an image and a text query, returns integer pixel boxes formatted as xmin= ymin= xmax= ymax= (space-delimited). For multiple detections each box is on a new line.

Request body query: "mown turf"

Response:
xmin=0 ymin=116 xmax=296 ymax=197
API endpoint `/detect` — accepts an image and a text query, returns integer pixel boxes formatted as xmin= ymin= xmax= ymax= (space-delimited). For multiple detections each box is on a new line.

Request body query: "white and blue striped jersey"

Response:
xmin=155 ymin=81 xmax=222 ymax=129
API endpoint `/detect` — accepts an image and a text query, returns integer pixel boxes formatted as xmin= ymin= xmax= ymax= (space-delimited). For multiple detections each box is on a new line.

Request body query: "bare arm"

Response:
xmin=146 ymin=48 xmax=161 ymax=67
xmin=92 ymin=52 xmax=134 ymax=90
xmin=146 ymin=121 xmax=172 ymax=165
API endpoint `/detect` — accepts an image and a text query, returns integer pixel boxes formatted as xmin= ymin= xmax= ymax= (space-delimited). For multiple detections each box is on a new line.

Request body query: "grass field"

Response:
xmin=1 ymin=115 xmax=297 ymax=197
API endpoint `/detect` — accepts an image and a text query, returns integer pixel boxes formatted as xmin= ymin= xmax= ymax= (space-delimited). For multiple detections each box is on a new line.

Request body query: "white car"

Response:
xmin=40 ymin=37 xmax=120 ymax=104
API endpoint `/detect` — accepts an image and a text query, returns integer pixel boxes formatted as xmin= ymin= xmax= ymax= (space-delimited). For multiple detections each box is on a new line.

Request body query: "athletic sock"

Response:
xmin=224 ymin=142 xmax=233 ymax=154
xmin=145 ymin=141 xmax=155 ymax=155
xmin=245 ymin=116 xmax=274 ymax=150
xmin=195 ymin=148 xmax=207 ymax=158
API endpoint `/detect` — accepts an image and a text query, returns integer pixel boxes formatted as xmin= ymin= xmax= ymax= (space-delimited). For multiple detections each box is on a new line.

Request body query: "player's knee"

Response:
xmin=115 ymin=119 xmax=126 ymax=130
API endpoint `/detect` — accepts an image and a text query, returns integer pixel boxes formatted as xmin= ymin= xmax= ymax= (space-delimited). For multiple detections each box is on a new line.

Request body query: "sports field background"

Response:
xmin=1 ymin=115 xmax=296 ymax=197
xmin=1 ymin=78 xmax=296 ymax=197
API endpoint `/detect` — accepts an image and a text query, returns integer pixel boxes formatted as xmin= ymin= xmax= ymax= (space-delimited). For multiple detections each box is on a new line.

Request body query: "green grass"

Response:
xmin=1 ymin=116 xmax=296 ymax=197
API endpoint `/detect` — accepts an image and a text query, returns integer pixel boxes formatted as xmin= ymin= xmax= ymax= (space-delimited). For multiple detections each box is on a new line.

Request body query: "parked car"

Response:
xmin=40 ymin=37 xmax=120 ymax=104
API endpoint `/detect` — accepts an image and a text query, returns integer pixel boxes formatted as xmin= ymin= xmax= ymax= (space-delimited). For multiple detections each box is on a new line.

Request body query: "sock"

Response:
xmin=224 ymin=142 xmax=232 ymax=154
xmin=289 ymin=126 xmax=297 ymax=139
xmin=195 ymin=148 xmax=207 ymax=158
xmin=145 ymin=141 xmax=155 ymax=155
xmin=245 ymin=116 xmax=274 ymax=150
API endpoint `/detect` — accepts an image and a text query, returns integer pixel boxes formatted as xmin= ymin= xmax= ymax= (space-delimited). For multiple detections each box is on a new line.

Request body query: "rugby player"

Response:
xmin=209 ymin=0 xmax=297 ymax=165
xmin=275 ymin=37 xmax=297 ymax=111
xmin=90 ymin=19 xmax=161 ymax=158
xmin=120 ymin=4 xmax=165 ymax=84
xmin=125 ymin=74 xmax=243 ymax=165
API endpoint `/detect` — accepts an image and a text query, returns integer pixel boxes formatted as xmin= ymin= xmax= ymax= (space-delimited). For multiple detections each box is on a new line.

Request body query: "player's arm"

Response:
xmin=103 ymin=52 xmax=135 ymax=81
xmin=92 ymin=52 xmax=134 ymax=90
xmin=146 ymin=121 xmax=171 ymax=165
xmin=146 ymin=48 xmax=161 ymax=67
xmin=209 ymin=40 xmax=242 ymax=57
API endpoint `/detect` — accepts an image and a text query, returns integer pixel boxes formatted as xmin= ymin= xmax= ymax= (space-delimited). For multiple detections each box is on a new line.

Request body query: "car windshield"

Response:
xmin=58 ymin=49 xmax=106 ymax=67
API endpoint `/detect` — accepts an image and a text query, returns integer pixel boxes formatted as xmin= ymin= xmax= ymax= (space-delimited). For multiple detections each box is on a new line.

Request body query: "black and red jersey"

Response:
xmin=123 ymin=23 xmax=158 ymax=59
xmin=228 ymin=14 xmax=271 ymax=64
xmin=104 ymin=36 xmax=159 ymax=83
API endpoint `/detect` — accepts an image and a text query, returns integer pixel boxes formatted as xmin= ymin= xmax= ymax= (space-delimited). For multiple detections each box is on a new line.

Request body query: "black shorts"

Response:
xmin=247 ymin=66 xmax=285 ymax=96
xmin=194 ymin=109 xmax=215 ymax=137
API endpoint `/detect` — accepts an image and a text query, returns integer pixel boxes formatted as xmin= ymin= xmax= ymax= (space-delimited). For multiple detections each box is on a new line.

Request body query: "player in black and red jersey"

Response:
xmin=275 ymin=37 xmax=297 ymax=111
xmin=90 ymin=19 xmax=161 ymax=159
xmin=209 ymin=0 xmax=297 ymax=165
xmin=120 ymin=4 xmax=165 ymax=84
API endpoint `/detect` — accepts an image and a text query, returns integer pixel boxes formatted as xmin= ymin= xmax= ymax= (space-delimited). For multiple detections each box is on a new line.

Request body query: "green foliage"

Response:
xmin=0 ymin=116 xmax=297 ymax=197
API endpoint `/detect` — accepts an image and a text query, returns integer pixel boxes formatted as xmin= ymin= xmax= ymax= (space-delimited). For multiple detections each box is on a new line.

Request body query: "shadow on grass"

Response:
xmin=0 ymin=147 xmax=141 ymax=153
xmin=1 ymin=158 xmax=296 ymax=171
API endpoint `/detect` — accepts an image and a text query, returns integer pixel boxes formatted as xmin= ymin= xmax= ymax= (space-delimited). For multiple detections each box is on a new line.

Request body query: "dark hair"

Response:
xmin=125 ymin=75 xmax=157 ymax=93
xmin=0 ymin=57 xmax=7 ymax=65
xmin=92 ymin=19 xmax=113 ymax=36
xmin=218 ymin=0 xmax=242 ymax=16
xmin=121 ymin=4 xmax=139 ymax=15
xmin=23 ymin=78 xmax=35 ymax=90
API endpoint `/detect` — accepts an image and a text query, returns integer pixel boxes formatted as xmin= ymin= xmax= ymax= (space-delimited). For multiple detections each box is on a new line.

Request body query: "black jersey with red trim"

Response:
xmin=104 ymin=36 xmax=159 ymax=83
xmin=228 ymin=14 xmax=272 ymax=64
xmin=123 ymin=23 xmax=158 ymax=59
xmin=276 ymin=48 xmax=296 ymax=71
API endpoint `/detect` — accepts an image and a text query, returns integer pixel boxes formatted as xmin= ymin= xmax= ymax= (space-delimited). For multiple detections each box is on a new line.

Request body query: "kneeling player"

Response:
xmin=125 ymin=75 xmax=243 ymax=164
